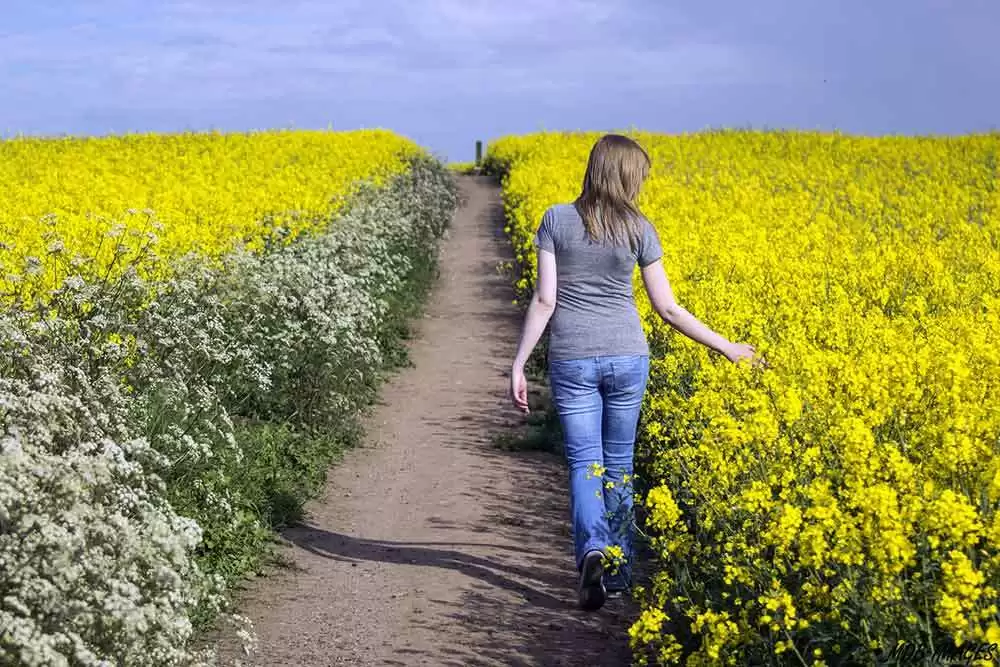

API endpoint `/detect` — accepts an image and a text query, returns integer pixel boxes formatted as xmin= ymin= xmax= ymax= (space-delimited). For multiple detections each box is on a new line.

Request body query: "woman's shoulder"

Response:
xmin=545 ymin=202 xmax=579 ymax=220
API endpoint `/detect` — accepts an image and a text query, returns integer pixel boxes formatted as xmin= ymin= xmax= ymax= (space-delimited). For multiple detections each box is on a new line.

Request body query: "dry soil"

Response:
xmin=212 ymin=175 xmax=634 ymax=667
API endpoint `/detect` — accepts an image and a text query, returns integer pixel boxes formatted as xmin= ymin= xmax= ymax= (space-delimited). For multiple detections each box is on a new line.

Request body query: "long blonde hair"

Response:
xmin=574 ymin=134 xmax=651 ymax=251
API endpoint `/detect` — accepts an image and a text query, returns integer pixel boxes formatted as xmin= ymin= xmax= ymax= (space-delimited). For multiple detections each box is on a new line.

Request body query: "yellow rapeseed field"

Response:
xmin=489 ymin=130 xmax=1000 ymax=664
xmin=0 ymin=129 xmax=421 ymax=303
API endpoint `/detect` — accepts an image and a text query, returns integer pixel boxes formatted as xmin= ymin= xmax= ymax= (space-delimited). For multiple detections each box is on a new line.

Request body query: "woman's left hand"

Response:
xmin=510 ymin=365 xmax=530 ymax=414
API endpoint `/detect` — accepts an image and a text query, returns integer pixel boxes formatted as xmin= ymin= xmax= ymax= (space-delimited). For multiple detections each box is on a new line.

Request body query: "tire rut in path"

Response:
xmin=214 ymin=175 xmax=632 ymax=667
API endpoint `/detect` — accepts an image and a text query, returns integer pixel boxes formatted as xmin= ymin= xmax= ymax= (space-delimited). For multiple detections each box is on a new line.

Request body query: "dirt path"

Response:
xmin=213 ymin=175 xmax=632 ymax=666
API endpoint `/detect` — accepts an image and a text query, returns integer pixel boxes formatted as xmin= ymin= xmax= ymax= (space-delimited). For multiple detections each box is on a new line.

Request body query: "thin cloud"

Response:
xmin=0 ymin=0 xmax=996 ymax=158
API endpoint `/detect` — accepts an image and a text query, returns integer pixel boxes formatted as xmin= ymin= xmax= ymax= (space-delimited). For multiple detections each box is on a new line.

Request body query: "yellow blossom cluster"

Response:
xmin=0 ymin=129 xmax=422 ymax=303
xmin=489 ymin=129 xmax=1000 ymax=664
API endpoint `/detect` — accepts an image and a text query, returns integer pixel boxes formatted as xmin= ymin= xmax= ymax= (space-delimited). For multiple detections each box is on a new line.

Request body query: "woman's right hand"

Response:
xmin=510 ymin=365 xmax=530 ymax=414
xmin=725 ymin=342 xmax=768 ymax=368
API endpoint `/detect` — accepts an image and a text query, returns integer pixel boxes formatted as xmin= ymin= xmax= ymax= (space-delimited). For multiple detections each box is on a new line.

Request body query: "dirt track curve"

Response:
xmin=212 ymin=175 xmax=632 ymax=666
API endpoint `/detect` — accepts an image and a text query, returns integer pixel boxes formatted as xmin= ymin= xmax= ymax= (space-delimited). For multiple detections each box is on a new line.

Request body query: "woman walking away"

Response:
xmin=508 ymin=134 xmax=764 ymax=612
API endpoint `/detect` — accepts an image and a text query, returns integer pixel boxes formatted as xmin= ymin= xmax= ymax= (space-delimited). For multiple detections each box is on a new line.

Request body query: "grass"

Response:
xmin=187 ymin=158 xmax=457 ymax=633
xmin=491 ymin=373 xmax=563 ymax=453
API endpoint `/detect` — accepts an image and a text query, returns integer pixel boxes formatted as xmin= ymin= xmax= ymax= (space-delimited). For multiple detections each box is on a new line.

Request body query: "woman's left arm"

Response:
xmin=510 ymin=249 xmax=557 ymax=412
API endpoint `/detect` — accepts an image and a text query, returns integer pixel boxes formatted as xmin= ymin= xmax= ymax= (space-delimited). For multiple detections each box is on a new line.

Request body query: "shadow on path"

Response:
xmin=210 ymin=174 xmax=637 ymax=667
xmin=282 ymin=519 xmax=633 ymax=667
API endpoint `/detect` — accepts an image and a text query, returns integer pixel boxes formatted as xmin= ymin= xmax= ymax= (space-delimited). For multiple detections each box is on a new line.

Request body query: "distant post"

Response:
xmin=475 ymin=140 xmax=483 ymax=167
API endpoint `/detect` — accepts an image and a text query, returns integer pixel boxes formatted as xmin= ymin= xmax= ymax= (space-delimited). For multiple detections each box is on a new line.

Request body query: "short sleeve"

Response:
xmin=637 ymin=220 xmax=663 ymax=267
xmin=533 ymin=208 xmax=556 ymax=253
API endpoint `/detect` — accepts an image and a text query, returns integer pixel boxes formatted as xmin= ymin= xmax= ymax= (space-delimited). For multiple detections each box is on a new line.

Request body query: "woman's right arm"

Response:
xmin=640 ymin=259 xmax=759 ymax=364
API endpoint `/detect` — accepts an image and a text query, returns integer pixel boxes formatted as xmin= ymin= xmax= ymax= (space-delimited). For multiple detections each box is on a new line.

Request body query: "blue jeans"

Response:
xmin=548 ymin=354 xmax=649 ymax=589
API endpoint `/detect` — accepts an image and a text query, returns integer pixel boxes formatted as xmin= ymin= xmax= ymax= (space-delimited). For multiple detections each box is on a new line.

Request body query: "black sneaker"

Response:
xmin=603 ymin=570 xmax=631 ymax=599
xmin=578 ymin=550 xmax=607 ymax=611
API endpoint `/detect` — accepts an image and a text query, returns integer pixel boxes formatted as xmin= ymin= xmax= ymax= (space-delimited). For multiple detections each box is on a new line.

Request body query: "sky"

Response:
xmin=1 ymin=0 xmax=998 ymax=161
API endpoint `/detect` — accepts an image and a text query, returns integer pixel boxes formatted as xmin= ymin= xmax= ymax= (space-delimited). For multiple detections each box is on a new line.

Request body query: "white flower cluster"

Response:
xmin=0 ymin=156 xmax=459 ymax=665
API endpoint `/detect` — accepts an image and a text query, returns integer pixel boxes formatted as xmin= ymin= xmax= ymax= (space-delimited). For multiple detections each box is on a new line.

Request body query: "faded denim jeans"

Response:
xmin=548 ymin=354 xmax=649 ymax=590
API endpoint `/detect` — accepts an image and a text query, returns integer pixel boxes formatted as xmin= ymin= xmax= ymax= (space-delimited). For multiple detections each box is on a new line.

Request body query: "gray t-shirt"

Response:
xmin=533 ymin=203 xmax=663 ymax=362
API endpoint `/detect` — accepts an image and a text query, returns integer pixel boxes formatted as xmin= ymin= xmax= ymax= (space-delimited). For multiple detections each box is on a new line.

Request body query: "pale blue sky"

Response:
xmin=1 ymin=0 xmax=998 ymax=161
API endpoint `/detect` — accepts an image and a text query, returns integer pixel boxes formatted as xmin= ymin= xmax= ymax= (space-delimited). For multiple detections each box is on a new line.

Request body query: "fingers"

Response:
xmin=516 ymin=385 xmax=529 ymax=404
xmin=510 ymin=380 xmax=530 ymax=413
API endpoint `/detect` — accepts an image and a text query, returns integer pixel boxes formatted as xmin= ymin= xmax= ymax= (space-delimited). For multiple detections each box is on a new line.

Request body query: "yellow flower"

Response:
xmin=587 ymin=462 xmax=607 ymax=479
xmin=629 ymin=607 xmax=668 ymax=645
xmin=645 ymin=485 xmax=683 ymax=532
xmin=491 ymin=128 xmax=1000 ymax=662
xmin=1 ymin=129 xmax=420 ymax=304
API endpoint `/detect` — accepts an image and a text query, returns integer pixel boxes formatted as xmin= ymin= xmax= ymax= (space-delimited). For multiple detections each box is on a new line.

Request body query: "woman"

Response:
xmin=508 ymin=134 xmax=763 ymax=612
